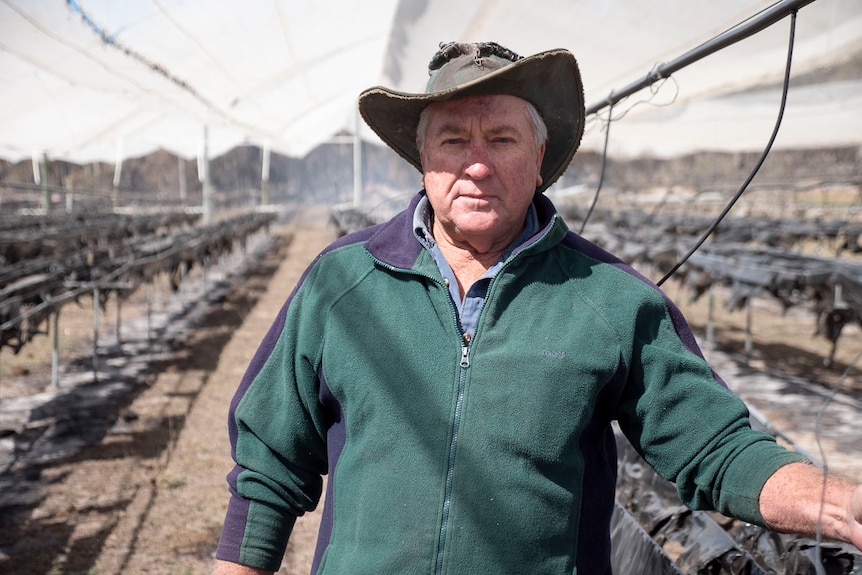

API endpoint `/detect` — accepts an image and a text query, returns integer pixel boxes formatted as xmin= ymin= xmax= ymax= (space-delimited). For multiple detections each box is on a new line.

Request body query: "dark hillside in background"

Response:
xmin=562 ymin=146 xmax=861 ymax=193
xmin=0 ymin=140 xmax=420 ymax=208
xmin=1 ymin=142 xmax=859 ymax=208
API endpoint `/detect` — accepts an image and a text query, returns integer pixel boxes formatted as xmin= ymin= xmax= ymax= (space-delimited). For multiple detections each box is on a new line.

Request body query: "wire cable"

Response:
xmin=578 ymin=74 xmax=678 ymax=234
xmin=656 ymin=10 xmax=798 ymax=287
xmin=64 ymin=0 xmax=280 ymax=142
xmin=811 ymin=344 xmax=862 ymax=574
xmin=609 ymin=73 xmax=679 ymax=124
xmin=579 ymin=102 xmax=613 ymax=235
xmin=65 ymin=0 xmax=209 ymax=102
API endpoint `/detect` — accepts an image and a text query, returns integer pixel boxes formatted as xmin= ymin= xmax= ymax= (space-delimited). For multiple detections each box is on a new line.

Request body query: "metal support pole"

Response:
xmin=706 ymin=284 xmax=715 ymax=347
xmin=261 ymin=144 xmax=271 ymax=206
xmin=180 ymin=263 xmax=187 ymax=309
xmin=585 ymin=0 xmax=816 ymax=117
xmin=155 ymin=274 xmax=163 ymax=310
xmin=52 ymin=308 xmax=61 ymax=389
xmin=745 ymin=297 xmax=754 ymax=356
xmin=178 ymin=156 xmax=188 ymax=204
xmin=113 ymin=142 xmax=123 ymax=211
xmin=41 ymin=153 xmax=50 ymax=214
xmin=202 ymin=125 xmax=213 ymax=224
xmin=92 ymin=287 xmax=100 ymax=382
xmin=147 ymin=280 xmax=153 ymax=341
xmin=115 ymin=293 xmax=122 ymax=344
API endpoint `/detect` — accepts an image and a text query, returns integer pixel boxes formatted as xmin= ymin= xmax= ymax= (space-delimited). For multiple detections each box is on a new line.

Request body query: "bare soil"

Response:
xmin=0 ymin=204 xmax=860 ymax=575
xmin=0 ymin=205 xmax=335 ymax=575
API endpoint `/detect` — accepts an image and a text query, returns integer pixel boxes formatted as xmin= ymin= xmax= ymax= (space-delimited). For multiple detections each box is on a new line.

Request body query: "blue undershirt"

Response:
xmin=413 ymin=194 xmax=539 ymax=338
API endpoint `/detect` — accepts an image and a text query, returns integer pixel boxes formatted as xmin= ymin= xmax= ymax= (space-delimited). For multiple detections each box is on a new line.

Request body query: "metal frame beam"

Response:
xmin=585 ymin=0 xmax=817 ymax=116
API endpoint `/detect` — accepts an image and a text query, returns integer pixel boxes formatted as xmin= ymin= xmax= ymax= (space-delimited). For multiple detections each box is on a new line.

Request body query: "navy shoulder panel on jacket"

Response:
xmin=360 ymin=193 xmax=425 ymax=269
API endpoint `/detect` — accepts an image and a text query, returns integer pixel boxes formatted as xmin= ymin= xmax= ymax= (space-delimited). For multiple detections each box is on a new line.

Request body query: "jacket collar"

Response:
xmin=364 ymin=191 xmax=565 ymax=270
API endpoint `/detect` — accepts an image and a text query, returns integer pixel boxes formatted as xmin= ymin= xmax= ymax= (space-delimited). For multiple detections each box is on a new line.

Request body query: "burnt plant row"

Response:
xmin=0 ymin=210 xmax=276 ymax=353
xmin=562 ymin=204 xmax=862 ymax=365
xmin=0 ymin=210 xmax=202 ymax=264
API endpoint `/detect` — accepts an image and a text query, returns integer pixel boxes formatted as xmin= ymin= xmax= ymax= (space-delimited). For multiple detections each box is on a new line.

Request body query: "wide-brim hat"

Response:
xmin=358 ymin=42 xmax=585 ymax=193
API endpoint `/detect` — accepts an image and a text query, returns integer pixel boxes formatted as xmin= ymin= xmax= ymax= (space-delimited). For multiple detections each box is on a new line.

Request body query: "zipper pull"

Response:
xmin=460 ymin=333 xmax=471 ymax=368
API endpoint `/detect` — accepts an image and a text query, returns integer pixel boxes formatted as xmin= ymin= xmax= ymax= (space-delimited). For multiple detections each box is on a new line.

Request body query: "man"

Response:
xmin=214 ymin=42 xmax=862 ymax=574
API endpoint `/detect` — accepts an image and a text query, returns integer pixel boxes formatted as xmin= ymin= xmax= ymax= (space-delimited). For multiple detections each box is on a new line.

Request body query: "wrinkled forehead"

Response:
xmin=424 ymin=94 xmax=532 ymax=125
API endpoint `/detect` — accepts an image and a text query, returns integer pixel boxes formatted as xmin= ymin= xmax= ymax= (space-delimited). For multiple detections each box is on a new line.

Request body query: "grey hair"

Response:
xmin=416 ymin=99 xmax=548 ymax=154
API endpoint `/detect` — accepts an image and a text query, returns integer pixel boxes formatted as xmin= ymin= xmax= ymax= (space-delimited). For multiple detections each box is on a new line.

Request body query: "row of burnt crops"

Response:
xmin=559 ymin=203 xmax=862 ymax=364
xmin=0 ymin=207 xmax=276 ymax=355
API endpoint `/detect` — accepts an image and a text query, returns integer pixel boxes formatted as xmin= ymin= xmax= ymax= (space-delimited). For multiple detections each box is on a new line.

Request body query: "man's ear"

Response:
xmin=535 ymin=143 xmax=546 ymax=187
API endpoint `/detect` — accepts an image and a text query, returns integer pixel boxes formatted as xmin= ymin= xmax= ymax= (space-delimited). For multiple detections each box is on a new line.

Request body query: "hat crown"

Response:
xmin=425 ymin=42 xmax=522 ymax=93
xmin=358 ymin=42 xmax=584 ymax=193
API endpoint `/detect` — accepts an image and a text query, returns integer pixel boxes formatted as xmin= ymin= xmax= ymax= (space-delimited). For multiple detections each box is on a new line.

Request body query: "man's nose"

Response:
xmin=463 ymin=143 xmax=492 ymax=179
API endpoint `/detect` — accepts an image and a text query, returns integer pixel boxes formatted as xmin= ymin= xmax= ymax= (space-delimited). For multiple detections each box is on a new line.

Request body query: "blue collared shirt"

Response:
xmin=413 ymin=194 xmax=539 ymax=338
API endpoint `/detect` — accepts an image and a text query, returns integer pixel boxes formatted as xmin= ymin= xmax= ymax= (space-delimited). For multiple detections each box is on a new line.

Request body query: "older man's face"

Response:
xmin=418 ymin=94 xmax=545 ymax=253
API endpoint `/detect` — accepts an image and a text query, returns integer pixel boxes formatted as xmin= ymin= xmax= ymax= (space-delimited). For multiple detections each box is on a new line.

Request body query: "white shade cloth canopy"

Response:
xmin=0 ymin=0 xmax=859 ymax=165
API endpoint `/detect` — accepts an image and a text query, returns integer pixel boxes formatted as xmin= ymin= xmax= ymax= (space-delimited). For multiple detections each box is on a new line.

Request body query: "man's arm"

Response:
xmin=213 ymin=559 xmax=273 ymax=575
xmin=759 ymin=461 xmax=862 ymax=549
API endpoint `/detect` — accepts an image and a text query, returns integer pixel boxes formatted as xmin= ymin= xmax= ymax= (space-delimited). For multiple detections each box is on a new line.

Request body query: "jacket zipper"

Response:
xmin=429 ymin=216 xmax=556 ymax=573
xmin=369 ymin=222 xmax=557 ymax=573
xmin=367 ymin=256 xmax=470 ymax=575
xmin=435 ymin=331 xmax=470 ymax=575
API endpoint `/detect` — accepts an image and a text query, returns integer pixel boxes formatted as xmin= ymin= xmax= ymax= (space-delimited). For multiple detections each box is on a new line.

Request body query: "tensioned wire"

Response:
xmin=655 ymin=11 xmax=797 ymax=287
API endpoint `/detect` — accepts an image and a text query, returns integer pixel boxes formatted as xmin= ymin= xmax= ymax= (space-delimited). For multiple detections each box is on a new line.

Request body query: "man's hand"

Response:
xmin=760 ymin=461 xmax=862 ymax=550
xmin=849 ymin=483 xmax=862 ymax=550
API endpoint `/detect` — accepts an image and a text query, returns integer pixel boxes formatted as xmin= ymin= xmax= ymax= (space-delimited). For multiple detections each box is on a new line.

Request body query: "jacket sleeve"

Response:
xmin=216 ymin=261 xmax=331 ymax=572
xmin=617 ymin=287 xmax=807 ymax=527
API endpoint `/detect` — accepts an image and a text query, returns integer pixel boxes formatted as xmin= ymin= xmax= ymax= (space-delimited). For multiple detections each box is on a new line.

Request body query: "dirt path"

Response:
xmin=98 ymin=205 xmax=337 ymax=575
xmin=0 ymin=205 xmax=336 ymax=575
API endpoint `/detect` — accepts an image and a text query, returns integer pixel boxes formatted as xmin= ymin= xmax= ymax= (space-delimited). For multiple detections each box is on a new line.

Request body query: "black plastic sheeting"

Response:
xmin=611 ymin=501 xmax=685 ymax=575
xmin=612 ymin=429 xmax=862 ymax=574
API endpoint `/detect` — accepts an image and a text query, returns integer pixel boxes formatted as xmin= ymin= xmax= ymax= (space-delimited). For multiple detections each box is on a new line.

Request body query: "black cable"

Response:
xmin=810 ymin=341 xmax=862 ymax=574
xmin=579 ymin=102 xmax=613 ymax=235
xmin=656 ymin=10 xmax=798 ymax=287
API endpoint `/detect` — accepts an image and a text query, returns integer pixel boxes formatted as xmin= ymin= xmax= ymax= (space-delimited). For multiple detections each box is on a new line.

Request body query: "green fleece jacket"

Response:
xmin=216 ymin=192 xmax=804 ymax=574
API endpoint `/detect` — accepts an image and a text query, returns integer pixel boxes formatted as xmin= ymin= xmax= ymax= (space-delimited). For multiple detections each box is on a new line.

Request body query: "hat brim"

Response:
xmin=358 ymin=49 xmax=585 ymax=193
